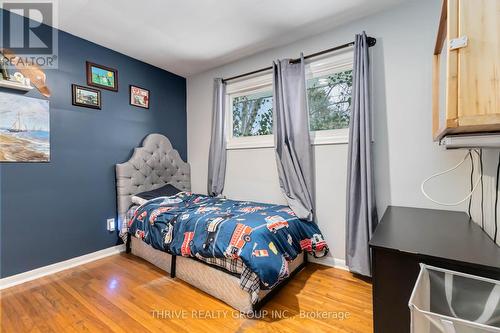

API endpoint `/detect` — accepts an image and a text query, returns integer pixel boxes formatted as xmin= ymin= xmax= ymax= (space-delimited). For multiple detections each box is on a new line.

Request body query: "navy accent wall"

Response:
xmin=0 ymin=15 xmax=186 ymax=278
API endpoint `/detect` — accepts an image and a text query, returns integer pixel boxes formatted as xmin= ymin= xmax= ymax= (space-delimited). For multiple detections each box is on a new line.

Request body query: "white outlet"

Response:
xmin=107 ymin=218 xmax=115 ymax=231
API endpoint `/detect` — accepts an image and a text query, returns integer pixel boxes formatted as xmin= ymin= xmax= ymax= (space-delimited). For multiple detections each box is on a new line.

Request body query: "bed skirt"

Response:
xmin=129 ymin=236 xmax=306 ymax=313
xmin=131 ymin=236 xmax=172 ymax=273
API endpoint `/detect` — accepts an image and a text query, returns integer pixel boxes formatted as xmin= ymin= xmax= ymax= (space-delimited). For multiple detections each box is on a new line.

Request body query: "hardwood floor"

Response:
xmin=0 ymin=254 xmax=372 ymax=333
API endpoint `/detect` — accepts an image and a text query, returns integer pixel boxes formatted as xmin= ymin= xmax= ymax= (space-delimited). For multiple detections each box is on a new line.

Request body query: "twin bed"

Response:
xmin=116 ymin=134 xmax=326 ymax=313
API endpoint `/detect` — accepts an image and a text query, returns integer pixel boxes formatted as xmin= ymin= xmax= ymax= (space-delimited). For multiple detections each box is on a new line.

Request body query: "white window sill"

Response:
xmin=311 ymin=128 xmax=349 ymax=146
xmin=227 ymin=141 xmax=274 ymax=150
xmin=226 ymin=131 xmax=349 ymax=150
xmin=312 ymin=134 xmax=349 ymax=146
xmin=227 ymin=135 xmax=274 ymax=150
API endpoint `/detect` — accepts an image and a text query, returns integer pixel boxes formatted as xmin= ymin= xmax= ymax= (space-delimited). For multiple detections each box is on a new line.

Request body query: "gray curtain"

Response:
xmin=207 ymin=78 xmax=226 ymax=196
xmin=273 ymin=56 xmax=315 ymax=221
xmin=345 ymin=32 xmax=378 ymax=277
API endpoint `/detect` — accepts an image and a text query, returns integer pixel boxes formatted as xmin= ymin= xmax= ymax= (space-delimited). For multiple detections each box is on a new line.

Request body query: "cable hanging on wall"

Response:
xmin=421 ymin=150 xmax=482 ymax=208
xmin=468 ymin=150 xmax=474 ymax=217
xmin=479 ymin=149 xmax=484 ymax=230
xmin=494 ymin=152 xmax=500 ymax=244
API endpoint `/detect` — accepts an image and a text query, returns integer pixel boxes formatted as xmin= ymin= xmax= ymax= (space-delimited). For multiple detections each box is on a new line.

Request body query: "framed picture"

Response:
xmin=130 ymin=85 xmax=150 ymax=109
xmin=86 ymin=61 xmax=118 ymax=91
xmin=72 ymin=84 xmax=101 ymax=109
xmin=0 ymin=92 xmax=50 ymax=162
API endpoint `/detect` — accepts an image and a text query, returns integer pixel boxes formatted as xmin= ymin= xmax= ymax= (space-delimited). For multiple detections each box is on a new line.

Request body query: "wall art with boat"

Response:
xmin=0 ymin=92 xmax=50 ymax=162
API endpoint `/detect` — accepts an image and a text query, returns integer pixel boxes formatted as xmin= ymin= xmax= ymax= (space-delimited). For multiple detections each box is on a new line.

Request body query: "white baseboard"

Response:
xmin=308 ymin=255 xmax=349 ymax=271
xmin=0 ymin=244 xmax=125 ymax=290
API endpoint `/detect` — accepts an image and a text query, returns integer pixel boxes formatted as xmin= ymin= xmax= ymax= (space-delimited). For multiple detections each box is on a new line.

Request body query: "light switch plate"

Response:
xmin=107 ymin=218 xmax=115 ymax=231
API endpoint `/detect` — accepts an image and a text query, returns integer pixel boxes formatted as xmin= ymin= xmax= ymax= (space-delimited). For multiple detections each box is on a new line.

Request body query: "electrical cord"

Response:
xmin=479 ymin=149 xmax=484 ymax=230
xmin=468 ymin=150 xmax=474 ymax=217
xmin=495 ymin=152 xmax=499 ymax=244
xmin=421 ymin=150 xmax=482 ymax=206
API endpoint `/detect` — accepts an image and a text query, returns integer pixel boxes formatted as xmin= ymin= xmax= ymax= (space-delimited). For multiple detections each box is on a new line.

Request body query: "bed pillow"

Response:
xmin=131 ymin=184 xmax=182 ymax=205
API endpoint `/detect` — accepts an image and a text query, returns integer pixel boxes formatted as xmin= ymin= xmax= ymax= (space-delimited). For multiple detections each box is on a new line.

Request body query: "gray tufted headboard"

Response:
xmin=115 ymin=133 xmax=190 ymax=223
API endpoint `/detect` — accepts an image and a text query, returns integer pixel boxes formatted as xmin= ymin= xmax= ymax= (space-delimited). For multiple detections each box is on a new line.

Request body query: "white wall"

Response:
xmin=187 ymin=0 xmax=499 ymax=268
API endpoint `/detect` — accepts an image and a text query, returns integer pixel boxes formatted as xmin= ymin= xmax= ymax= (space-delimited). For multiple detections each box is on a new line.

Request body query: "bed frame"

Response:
xmin=116 ymin=133 xmax=306 ymax=313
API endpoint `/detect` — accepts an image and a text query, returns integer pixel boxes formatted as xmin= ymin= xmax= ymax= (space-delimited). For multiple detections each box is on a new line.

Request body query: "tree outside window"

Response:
xmin=307 ymin=69 xmax=353 ymax=131
xmin=232 ymin=90 xmax=273 ymax=137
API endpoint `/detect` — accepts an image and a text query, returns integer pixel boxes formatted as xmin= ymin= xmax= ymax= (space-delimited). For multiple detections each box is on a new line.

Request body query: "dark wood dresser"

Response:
xmin=369 ymin=206 xmax=500 ymax=333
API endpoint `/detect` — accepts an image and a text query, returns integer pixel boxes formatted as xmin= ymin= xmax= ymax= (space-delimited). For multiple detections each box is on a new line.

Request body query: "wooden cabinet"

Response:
xmin=433 ymin=0 xmax=500 ymax=140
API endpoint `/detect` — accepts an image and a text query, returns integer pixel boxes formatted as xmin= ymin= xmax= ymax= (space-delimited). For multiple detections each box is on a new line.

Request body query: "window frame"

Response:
xmin=225 ymin=49 xmax=354 ymax=150
xmin=306 ymin=49 xmax=353 ymax=145
xmin=226 ymin=73 xmax=274 ymax=150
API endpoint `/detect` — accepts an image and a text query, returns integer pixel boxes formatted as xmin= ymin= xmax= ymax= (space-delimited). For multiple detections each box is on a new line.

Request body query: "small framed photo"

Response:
xmin=130 ymin=85 xmax=150 ymax=109
xmin=86 ymin=61 xmax=118 ymax=91
xmin=72 ymin=84 xmax=101 ymax=109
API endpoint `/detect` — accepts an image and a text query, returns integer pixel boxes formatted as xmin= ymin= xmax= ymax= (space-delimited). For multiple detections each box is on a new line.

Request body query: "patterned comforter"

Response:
xmin=127 ymin=192 xmax=328 ymax=291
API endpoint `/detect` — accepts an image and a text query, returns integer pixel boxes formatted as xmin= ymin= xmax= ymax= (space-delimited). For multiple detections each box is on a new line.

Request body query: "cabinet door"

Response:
xmin=458 ymin=0 xmax=500 ymax=127
xmin=433 ymin=0 xmax=500 ymax=140
xmin=433 ymin=0 xmax=459 ymax=139
xmin=372 ymin=249 xmax=421 ymax=333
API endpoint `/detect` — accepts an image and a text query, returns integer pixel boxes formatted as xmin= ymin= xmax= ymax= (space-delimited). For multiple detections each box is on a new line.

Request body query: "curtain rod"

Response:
xmin=222 ymin=36 xmax=376 ymax=83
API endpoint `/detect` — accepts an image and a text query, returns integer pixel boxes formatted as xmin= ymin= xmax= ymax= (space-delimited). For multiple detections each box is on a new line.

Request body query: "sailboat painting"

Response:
xmin=0 ymin=92 xmax=50 ymax=162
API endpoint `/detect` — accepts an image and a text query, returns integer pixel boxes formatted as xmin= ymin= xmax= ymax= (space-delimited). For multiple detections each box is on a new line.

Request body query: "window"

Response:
xmin=307 ymin=69 xmax=353 ymax=131
xmin=232 ymin=90 xmax=273 ymax=137
xmin=226 ymin=51 xmax=353 ymax=149
xmin=306 ymin=50 xmax=353 ymax=145
xmin=226 ymin=74 xmax=274 ymax=149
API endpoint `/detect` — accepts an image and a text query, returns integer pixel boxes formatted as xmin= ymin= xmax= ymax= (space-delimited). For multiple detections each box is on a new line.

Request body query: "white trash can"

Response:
xmin=409 ymin=264 xmax=500 ymax=333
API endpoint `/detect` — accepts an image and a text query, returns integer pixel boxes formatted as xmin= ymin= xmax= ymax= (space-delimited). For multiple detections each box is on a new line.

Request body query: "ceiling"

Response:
xmin=54 ymin=0 xmax=406 ymax=77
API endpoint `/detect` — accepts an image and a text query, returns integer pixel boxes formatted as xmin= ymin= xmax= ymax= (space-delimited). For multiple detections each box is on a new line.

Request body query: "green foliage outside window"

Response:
xmin=232 ymin=92 xmax=273 ymax=137
xmin=307 ymin=69 xmax=353 ymax=131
